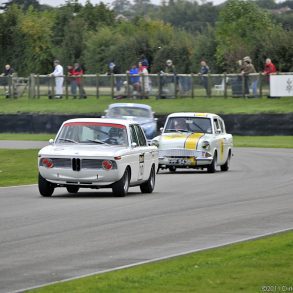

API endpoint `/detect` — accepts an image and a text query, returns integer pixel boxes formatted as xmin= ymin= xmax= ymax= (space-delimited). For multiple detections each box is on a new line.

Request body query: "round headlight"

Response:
xmin=202 ymin=141 xmax=210 ymax=150
xmin=151 ymin=140 xmax=159 ymax=147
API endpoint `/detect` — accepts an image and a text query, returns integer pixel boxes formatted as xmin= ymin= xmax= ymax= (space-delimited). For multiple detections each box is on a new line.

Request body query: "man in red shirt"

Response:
xmin=72 ymin=63 xmax=87 ymax=99
xmin=263 ymin=58 xmax=277 ymax=75
xmin=263 ymin=58 xmax=277 ymax=99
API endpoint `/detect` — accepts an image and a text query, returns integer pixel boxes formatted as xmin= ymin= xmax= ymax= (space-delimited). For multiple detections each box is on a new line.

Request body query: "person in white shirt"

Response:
xmin=50 ymin=60 xmax=64 ymax=98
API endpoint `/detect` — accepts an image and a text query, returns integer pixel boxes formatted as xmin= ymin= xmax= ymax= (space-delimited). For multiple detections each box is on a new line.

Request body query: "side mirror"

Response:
xmin=160 ymin=127 xmax=163 ymax=133
xmin=216 ymin=128 xmax=221 ymax=134
xmin=49 ymin=138 xmax=54 ymax=145
xmin=131 ymin=142 xmax=137 ymax=148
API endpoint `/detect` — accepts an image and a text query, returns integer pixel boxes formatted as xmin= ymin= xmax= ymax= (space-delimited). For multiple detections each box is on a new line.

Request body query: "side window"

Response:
xmin=213 ymin=119 xmax=221 ymax=134
xmin=134 ymin=125 xmax=147 ymax=146
xmin=219 ymin=119 xmax=225 ymax=133
xmin=130 ymin=125 xmax=139 ymax=145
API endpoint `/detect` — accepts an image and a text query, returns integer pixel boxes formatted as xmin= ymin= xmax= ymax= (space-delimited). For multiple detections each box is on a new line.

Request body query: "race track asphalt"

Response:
xmin=0 ymin=147 xmax=292 ymax=292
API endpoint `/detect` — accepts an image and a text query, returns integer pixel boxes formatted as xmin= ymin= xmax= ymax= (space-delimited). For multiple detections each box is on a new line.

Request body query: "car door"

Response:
xmin=133 ymin=124 xmax=152 ymax=181
xmin=213 ymin=118 xmax=226 ymax=164
xmin=218 ymin=118 xmax=231 ymax=162
xmin=129 ymin=124 xmax=141 ymax=182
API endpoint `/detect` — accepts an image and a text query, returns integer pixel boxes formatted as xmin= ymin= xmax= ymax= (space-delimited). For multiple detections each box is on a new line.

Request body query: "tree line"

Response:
xmin=0 ymin=0 xmax=292 ymax=76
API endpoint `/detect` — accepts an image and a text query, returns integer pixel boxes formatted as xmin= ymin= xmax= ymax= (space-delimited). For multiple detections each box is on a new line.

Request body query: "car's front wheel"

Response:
xmin=207 ymin=152 xmax=217 ymax=173
xmin=140 ymin=165 xmax=156 ymax=193
xmin=38 ymin=173 xmax=55 ymax=197
xmin=112 ymin=167 xmax=130 ymax=197
xmin=66 ymin=186 xmax=80 ymax=194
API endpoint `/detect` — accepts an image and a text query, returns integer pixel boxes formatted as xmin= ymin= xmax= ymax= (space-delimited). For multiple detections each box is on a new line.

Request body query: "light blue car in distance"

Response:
xmin=103 ymin=103 xmax=158 ymax=139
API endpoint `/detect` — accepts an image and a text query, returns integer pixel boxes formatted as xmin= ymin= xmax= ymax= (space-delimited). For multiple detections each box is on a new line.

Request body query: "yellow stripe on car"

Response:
xmin=184 ymin=133 xmax=204 ymax=150
xmin=163 ymin=134 xmax=186 ymax=140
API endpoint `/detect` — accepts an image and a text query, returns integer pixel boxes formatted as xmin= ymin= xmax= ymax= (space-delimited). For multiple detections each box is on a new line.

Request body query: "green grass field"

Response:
xmin=1 ymin=95 xmax=293 ymax=114
xmin=27 ymin=231 xmax=293 ymax=293
xmin=0 ymin=149 xmax=38 ymax=186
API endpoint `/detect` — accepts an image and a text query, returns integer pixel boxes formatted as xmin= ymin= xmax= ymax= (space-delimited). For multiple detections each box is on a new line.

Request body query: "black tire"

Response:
xmin=221 ymin=151 xmax=231 ymax=172
xmin=112 ymin=167 xmax=130 ymax=197
xmin=66 ymin=186 xmax=80 ymax=194
xmin=140 ymin=165 xmax=156 ymax=194
xmin=169 ymin=166 xmax=176 ymax=172
xmin=207 ymin=152 xmax=217 ymax=173
xmin=38 ymin=173 xmax=54 ymax=197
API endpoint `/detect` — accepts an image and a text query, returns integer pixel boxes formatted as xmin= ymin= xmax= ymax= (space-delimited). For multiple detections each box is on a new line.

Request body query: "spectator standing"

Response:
xmin=108 ymin=62 xmax=122 ymax=92
xmin=138 ymin=61 xmax=150 ymax=99
xmin=128 ymin=64 xmax=140 ymax=97
xmin=161 ymin=59 xmax=176 ymax=98
xmin=50 ymin=60 xmax=64 ymax=99
xmin=72 ymin=63 xmax=87 ymax=99
xmin=262 ymin=58 xmax=277 ymax=98
xmin=241 ymin=56 xmax=257 ymax=97
xmin=1 ymin=64 xmax=15 ymax=98
xmin=198 ymin=60 xmax=211 ymax=97
xmin=263 ymin=58 xmax=277 ymax=75
xmin=67 ymin=65 xmax=77 ymax=98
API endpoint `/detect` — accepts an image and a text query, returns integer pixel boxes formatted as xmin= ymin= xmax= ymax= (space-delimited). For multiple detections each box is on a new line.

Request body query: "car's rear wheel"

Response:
xmin=38 ymin=173 xmax=54 ymax=197
xmin=207 ymin=152 xmax=217 ymax=173
xmin=112 ymin=167 xmax=130 ymax=197
xmin=140 ymin=165 xmax=156 ymax=193
xmin=169 ymin=166 xmax=176 ymax=172
xmin=66 ymin=186 xmax=80 ymax=194
xmin=221 ymin=151 xmax=231 ymax=172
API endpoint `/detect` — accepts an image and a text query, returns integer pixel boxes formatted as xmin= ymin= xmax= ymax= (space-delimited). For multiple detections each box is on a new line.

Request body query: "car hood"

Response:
xmin=159 ymin=132 xmax=209 ymax=150
xmin=38 ymin=144 xmax=129 ymax=158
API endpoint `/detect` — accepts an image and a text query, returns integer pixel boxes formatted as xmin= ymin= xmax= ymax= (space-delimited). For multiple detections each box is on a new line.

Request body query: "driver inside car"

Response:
xmin=174 ymin=119 xmax=188 ymax=131
xmin=106 ymin=127 xmax=126 ymax=145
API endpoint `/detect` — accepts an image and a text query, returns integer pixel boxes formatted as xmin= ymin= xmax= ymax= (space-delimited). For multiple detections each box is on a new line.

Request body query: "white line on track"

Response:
xmin=14 ymin=227 xmax=292 ymax=293
xmin=0 ymin=184 xmax=37 ymax=189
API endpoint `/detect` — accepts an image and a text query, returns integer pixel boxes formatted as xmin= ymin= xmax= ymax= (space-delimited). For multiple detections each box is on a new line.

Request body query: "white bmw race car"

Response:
xmin=152 ymin=112 xmax=233 ymax=173
xmin=38 ymin=118 xmax=158 ymax=197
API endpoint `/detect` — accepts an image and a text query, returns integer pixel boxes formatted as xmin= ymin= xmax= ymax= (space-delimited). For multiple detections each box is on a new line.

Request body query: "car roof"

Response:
xmin=62 ymin=118 xmax=136 ymax=127
xmin=108 ymin=103 xmax=152 ymax=110
xmin=167 ymin=112 xmax=221 ymax=119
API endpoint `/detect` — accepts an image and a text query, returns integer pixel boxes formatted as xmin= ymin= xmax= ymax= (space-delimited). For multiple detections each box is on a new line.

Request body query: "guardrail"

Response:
xmin=0 ymin=72 xmax=292 ymax=99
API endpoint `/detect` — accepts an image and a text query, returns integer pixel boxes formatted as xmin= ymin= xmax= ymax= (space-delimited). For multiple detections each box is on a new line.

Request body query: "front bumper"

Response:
xmin=158 ymin=149 xmax=213 ymax=167
xmin=39 ymin=167 xmax=122 ymax=187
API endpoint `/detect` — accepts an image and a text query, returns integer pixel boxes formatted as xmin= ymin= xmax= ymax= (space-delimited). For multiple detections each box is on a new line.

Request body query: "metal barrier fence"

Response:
xmin=0 ymin=73 xmax=292 ymax=99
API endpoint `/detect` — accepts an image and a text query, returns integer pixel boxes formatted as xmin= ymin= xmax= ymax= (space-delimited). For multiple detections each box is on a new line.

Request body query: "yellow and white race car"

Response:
xmin=152 ymin=113 xmax=233 ymax=173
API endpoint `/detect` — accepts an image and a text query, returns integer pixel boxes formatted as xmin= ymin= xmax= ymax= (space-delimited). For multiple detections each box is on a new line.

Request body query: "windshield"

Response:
xmin=108 ymin=107 xmax=152 ymax=119
xmin=56 ymin=122 xmax=129 ymax=146
xmin=164 ymin=117 xmax=212 ymax=134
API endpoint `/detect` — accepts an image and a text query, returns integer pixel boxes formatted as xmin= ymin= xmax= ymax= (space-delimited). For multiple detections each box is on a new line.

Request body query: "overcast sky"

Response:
xmin=38 ymin=0 xmax=228 ymax=7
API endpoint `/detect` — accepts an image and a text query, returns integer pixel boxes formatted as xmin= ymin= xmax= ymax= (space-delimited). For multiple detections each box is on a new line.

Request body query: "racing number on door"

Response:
xmin=139 ymin=153 xmax=145 ymax=180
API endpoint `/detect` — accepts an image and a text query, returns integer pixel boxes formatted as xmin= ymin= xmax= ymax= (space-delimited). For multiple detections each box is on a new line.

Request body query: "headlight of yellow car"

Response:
xmin=151 ymin=140 xmax=159 ymax=147
xmin=202 ymin=140 xmax=210 ymax=150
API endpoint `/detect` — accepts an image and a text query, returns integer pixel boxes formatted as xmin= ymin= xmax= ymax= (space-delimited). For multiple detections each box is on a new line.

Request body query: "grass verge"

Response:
xmin=233 ymin=136 xmax=293 ymax=148
xmin=0 ymin=149 xmax=38 ymax=186
xmin=1 ymin=95 xmax=293 ymax=114
xmin=0 ymin=133 xmax=55 ymax=141
xmin=28 ymin=231 xmax=293 ymax=293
